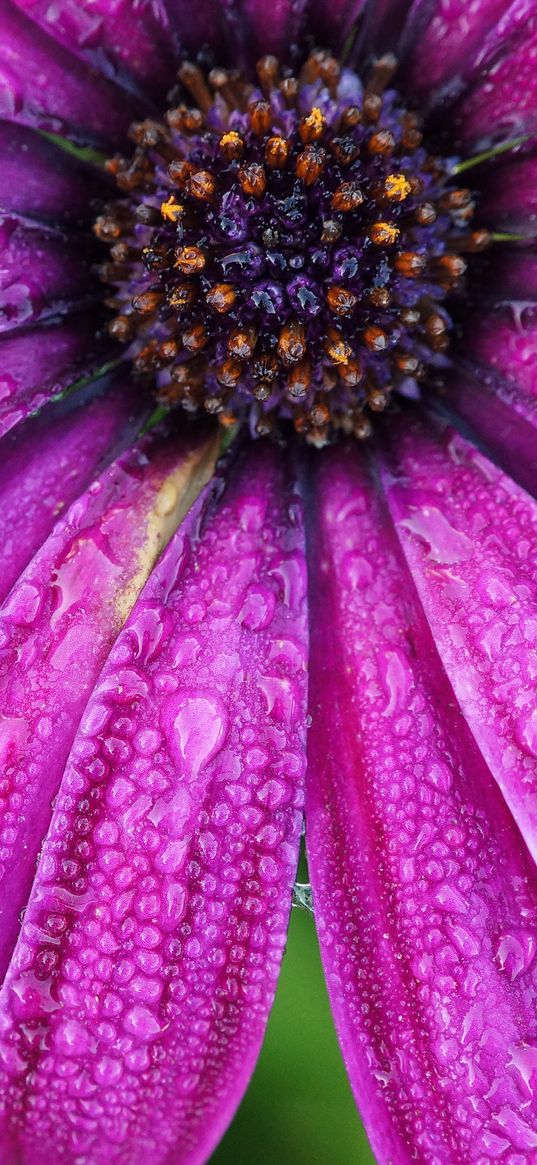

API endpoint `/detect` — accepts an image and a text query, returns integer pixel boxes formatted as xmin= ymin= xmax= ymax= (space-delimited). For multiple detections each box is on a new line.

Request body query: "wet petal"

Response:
xmin=11 ymin=0 xmax=177 ymax=100
xmin=163 ymin=0 xmax=226 ymax=56
xmin=240 ymin=0 xmax=307 ymax=57
xmin=0 ymin=2 xmax=141 ymax=145
xmin=0 ymin=215 xmax=96 ymax=337
xmin=479 ymin=155 xmax=537 ymax=230
xmin=0 ymin=425 xmax=218 ymax=981
xmin=455 ymin=1 xmax=537 ymax=143
xmin=0 ymin=316 xmax=110 ymax=436
xmin=0 ymin=377 xmax=147 ymax=600
xmin=402 ymin=0 xmax=508 ymax=102
xmin=379 ymin=415 xmax=537 ymax=861
xmin=444 ymin=368 xmax=537 ymax=500
xmin=0 ymin=441 xmax=308 ymax=1165
xmin=0 ymin=122 xmax=102 ymax=224
xmin=307 ymin=442 xmax=537 ymax=1164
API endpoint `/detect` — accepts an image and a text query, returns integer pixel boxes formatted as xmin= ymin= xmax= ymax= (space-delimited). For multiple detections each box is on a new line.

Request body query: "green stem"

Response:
xmin=451 ymin=135 xmax=528 ymax=175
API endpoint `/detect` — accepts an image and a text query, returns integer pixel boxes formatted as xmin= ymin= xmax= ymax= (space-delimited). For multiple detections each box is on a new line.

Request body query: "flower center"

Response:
xmin=95 ymin=49 xmax=489 ymax=444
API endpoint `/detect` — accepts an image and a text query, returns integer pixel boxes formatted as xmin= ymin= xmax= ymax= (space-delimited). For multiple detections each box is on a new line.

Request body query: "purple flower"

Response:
xmin=0 ymin=1 xmax=537 ymax=1162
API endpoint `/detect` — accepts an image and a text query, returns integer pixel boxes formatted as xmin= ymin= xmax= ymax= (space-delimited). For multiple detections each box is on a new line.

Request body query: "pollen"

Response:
xmin=160 ymin=195 xmax=183 ymax=222
xmin=384 ymin=173 xmax=412 ymax=201
xmin=97 ymin=47 xmax=484 ymax=444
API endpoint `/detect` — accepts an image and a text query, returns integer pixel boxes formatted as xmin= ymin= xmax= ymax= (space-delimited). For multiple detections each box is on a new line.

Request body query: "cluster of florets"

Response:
xmin=95 ymin=49 xmax=490 ymax=443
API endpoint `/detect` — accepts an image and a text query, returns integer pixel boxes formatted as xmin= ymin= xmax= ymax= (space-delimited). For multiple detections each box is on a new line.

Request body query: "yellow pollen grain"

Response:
xmin=306 ymin=107 xmax=325 ymax=134
xmin=220 ymin=131 xmax=242 ymax=149
xmin=371 ymin=221 xmax=400 ymax=245
xmin=384 ymin=173 xmax=412 ymax=201
xmin=160 ymin=195 xmax=184 ymax=222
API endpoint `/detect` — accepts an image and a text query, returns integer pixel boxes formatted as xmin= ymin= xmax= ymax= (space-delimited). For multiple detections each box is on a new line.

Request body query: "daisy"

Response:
xmin=0 ymin=1 xmax=537 ymax=1162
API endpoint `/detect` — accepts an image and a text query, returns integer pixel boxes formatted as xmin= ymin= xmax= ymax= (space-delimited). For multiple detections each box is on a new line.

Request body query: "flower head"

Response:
xmin=0 ymin=2 xmax=537 ymax=1164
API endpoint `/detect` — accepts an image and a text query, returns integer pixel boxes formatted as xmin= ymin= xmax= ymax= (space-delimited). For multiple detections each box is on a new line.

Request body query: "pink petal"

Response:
xmin=307 ymin=442 xmax=537 ymax=1164
xmin=0 ymin=441 xmax=308 ymax=1165
xmin=0 ymin=425 xmax=218 ymax=981
xmin=0 ymin=377 xmax=147 ymax=601
xmin=379 ymin=414 xmax=537 ymax=861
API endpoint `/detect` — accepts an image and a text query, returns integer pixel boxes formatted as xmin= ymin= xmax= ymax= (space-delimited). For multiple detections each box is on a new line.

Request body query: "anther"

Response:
xmin=219 ymin=131 xmax=244 ymax=160
xmin=383 ymin=173 xmax=411 ymax=202
xmin=326 ymin=286 xmax=358 ymax=316
xmin=414 ymin=202 xmax=437 ymax=225
xmin=364 ymin=325 xmax=388 ymax=352
xmin=182 ymin=324 xmax=207 ymax=352
xmin=369 ymin=287 xmax=391 ymax=307
xmin=394 ymin=251 xmax=426 ymax=277
xmin=331 ymin=182 xmax=364 ymax=212
xmin=288 ymin=360 xmax=311 ymax=398
xmin=256 ymin=55 xmax=280 ymax=97
xmin=174 ymin=245 xmax=205 ymax=273
xmin=278 ymin=319 xmax=306 ymax=366
xmin=249 ymin=99 xmax=272 ymax=136
xmin=178 ymin=62 xmax=213 ymax=113
xmin=132 ymin=289 xmax=163 ymax=314
xmin=227 ymin=326 xmax=258 ymax=360
xmin=368 ymin=129 xmax=395 ymax=156
xmin=321 ymin=219 xmax=342 ymax=243
xmin=325 ymin=328 xmax=353 ymax=365
xmin=238 ymin=163 xmax=267 ymax=198
xmin=299 ymin=107 xmax=326 ymax=143
xmin=296 ymin=145 xmax=326 ymax=185
xmin=188 ymin=170 xmax=216 ymax=201
xmin=369 ymin=221 xmax=400 ymax=245
xmin=206 ymin=283 xmax=237 ymax=313
xmin=265 ymin=136 xmax=290 ymax=169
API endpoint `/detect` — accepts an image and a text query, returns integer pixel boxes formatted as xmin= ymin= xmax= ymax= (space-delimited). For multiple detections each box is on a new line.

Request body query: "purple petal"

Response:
xmin=240 ymin=0 xmax=307 ymax=57
xmin=486 ymin=249 xmax=537 ymax=300
xmin=0 ymin=425 xmax=218 ymax=982
xmin=444 ymin=368 xmax=537 ymax=499
xmin=11 ymin=0 xmax=177 ymax=100
xmin=307 ymin=442 xmax=537 ymax=1164
xmin=0 ymin=122 xmax=103 ymax=223
xmin=402 ymin=0 xmax=508 ymax=102
xmin=0 ymin=317 xmax=110 ymax=436
xmin=163 ymin=0 xmax=226 ymax=55
xmin=456 ymin=4 xmax=537 ymax=142
xmin=379 ymin=415 xmax=537 ymax=861
xmin=480 ymin=156 xmax=537 ymax=229
xmin=0 ymin=377 xmax=147 ymax=601
xmin=0 ymin=441 xmax=308 ymax=1165
xmin=307 ymin=0 xmax=366 ymax=50
xmin=0 ymin=2 xmax=142 ymax=145
xmin=462 ymin=307 xmax=537 ymax=410
xmin=0 ymin=214 xmax=97 ymax=337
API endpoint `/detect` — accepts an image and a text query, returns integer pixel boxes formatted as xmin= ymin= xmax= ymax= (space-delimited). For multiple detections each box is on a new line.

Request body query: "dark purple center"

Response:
xmin=95 ymin=49 xmax=489 ymax=443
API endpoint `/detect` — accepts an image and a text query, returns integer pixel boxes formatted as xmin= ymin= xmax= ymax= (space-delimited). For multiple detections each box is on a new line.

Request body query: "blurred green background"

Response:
xmin=211 ymin=904 xmax=376 ymax=1165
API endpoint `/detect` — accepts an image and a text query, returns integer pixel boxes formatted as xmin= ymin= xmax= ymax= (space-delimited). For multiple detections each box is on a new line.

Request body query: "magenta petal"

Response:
xmin=0 ymin=378 xmax=146 ymax=601
xmin=445 ymin=369 xmax=537 ymax=499
xmin=0 ymin=2 xmax=141 ymax=144
xmin=0 ymin=317 xmax=110 ymax=435
xmin=379 ymin=415 xmax=537 ymax=861
xmin=0 ymin=427 xmax=217 ymax=982
xmin=0 ymin=441 xmax=308 ymax=1165
xmin=11 ymin=0 xmax=176 ymax=100
xmin=456 ymin=5 xmax=537 ymax=142
xmin=480 ymin=156 xmax=537 ymax=229
xmin=307 ymin=443 xmax=537 ymax=1164
xmin=402 ymin=0 xmax=507 ymax=101
xmin=0 ymin=216 xmax=96 ymax=337
xmin=240 ymin=0 xmax=306 ymax=57
xmin=0 ymin=122 xmax=101 ymax=223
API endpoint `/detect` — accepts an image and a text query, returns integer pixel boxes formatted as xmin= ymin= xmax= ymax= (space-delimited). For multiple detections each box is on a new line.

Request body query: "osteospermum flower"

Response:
xmin=1 ymin=0 xmax=537 ymax=1161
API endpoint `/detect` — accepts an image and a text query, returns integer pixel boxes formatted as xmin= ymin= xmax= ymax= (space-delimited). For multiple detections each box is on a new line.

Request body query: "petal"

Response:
xmin=379 ymin=415 xmax=537 ymax=862
xmin=307 ymin=442 xmax=537 ymax=1165
xmin=240 ymin=0 xmax=307 ymax=58
xmin=0 ymin=2 xmax=141 ymax=145
xmin=11 ymin=0 xmax=177 ymax=100
xmin=0 ymin=316 xmax=110 ymax=436
xmin=0 ymin=424 xmax=218 ymax=981
xmin=0 ymin=376 xmax=147 ymax=600
xmin=0 ymin=215 xmax=97 ymax=337
xmin=401 ymin=0 xmax=508 ymax=103
xmin=0 ymin=122 xmax=102 ymax=224
xmin=486 ymin=248 xmax=537 ymax=300
xmin=455 ymin=1 xmax=537 ymax=143
xmin=479 ymin=155 xmax=537 ymax=229
xmin=461 ymin=306 xmax=537 ymax=411
xmin=0 ymin=440 xmax=308 ymax=1165
xmin=163 ymin=0 xmax=227 ymax=56
xmin=443 ymin=368 xmax=537 ymax=499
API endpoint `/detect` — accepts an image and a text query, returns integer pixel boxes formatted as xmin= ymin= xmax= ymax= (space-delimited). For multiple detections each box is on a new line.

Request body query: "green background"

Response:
xmin=211 ymin=906 xmax=376 ymax=1164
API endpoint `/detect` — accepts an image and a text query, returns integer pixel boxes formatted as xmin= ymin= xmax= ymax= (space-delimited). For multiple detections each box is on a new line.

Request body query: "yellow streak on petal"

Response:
xmin=115 ymin=434 xmax=220 ymax=624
